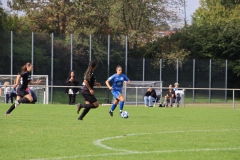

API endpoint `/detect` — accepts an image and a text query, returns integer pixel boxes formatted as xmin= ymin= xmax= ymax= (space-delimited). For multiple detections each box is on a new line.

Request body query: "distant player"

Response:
xmin=5 ymin=62 xmax=41 ymax=115
xmin=106 ymin=65 xmax=130 ymax=116
xmin=76 ymin=60 xmax=101 ymax=120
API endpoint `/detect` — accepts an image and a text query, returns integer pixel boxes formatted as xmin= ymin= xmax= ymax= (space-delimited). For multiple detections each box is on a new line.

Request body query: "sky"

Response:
xmin=185 ymin=0 xmax=200 ymax=23
xmin=1 ymin=0 xmax=200 ymax=23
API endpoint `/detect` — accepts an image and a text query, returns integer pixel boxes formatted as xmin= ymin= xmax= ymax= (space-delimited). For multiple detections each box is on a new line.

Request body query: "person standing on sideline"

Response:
xmin=76 ymin=61 xmax=101 ymax=120
xmin=144 ymin=86 xmax=157 ymax=107
xmin=3 ymin=81 xmax=11 ymax=103
xmin=106 ymin=65 xmax=130 ymax=116
xmin=5 ymin=62 xmax=41 ymax=115
xmin=8 ymin=78 xmax=18 ymax=103
xmin=65 ymin=70 xmax=79 ymax=105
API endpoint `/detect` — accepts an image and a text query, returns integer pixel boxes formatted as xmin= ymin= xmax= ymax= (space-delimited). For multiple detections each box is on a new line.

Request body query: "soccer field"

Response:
xmin=1 ymin=104 xmax=240 ymax=160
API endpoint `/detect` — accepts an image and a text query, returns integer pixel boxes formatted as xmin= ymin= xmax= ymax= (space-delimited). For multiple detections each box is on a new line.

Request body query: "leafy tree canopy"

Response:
xmin=7 ymin=0 xmax=184 ymax=49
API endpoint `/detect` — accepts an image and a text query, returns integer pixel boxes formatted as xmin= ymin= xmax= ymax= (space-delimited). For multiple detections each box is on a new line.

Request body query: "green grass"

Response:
xmin=1 ymin=104 xmax=240 ymax=160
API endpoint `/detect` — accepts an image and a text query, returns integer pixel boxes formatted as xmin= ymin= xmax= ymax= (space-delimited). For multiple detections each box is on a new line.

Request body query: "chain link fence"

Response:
xmin=0 ymin=31 xmax=236 ymax=104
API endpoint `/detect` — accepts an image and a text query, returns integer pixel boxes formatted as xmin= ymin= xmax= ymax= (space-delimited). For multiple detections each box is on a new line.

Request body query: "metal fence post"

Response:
xmin=11 ymin=31 xmax=13 ymax=85
xmin=160 ymin=59 xmax=162 ymax=82
xmin=193 ymin=59 xmax=195 ymax=103
xmin=125 ymin=36 xmax=128 ymax=76
xmin=51 ymin=33 xmax=54 ymax=104
xmin=143 ymin=58 xmax=145 ymax=81
xmin=89 ymin=34 xmax=92 ymax=61
xmin=176 ymin=59 xmax=179 ymax=83
xmin=70 ymin=34 xmax=73 ymax=70
xmin=225 ymin=60 xmax=228 ymax=102
xmin=107 ymin=35 xmax=110 ymax=102
xmin=209 ymin=59 xmax=212 ymax=103
xmin=233 ymin=89 xmax=235 ymax=109
xmin=32 ymin=32 xmax=34 ymax=75
xmin=136 ymin=87 xmax=138 ymax=107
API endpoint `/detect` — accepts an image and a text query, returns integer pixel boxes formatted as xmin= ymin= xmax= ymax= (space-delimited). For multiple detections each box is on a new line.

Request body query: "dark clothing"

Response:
xmin=166 ymin=90 xmax=175 ymax=99
xmin=82 ymin=72 xmax=96 ymax=90
xmin=151 ymin=89 xmax=157 ymax=99
xmin=18 ymin=71 xmax=31 ymax=90
xmin=81 ymin=71 xmax=97 ymax=103
xmin=81 ymin=89 xmax=97 ymax=103
xmin=17 ymin=88 xmax=29 ymax=98
xmin=68 ymin=94 xmax=76 ymax=105
xmin=145 ymin=89 xmax=157 ymax=99
xmin=5 ymin=94 xmax=10 ymax=103
xmin=9 ymin=89 xmax=17 ymax=103
xmin=16 ymin=71 xmax=32 ymax=98
xmin=29 ymin=89 xmax=37 ymax=102
xmin=77 ymin=69 xmax=98 ymax=120
xmin=65 ymin=77 xmax=79 ymax=94
xmin=144 ymin=91 xmax=151 ymax=97
xmin=65 ymin=77 xmax=79 ymax=105
xmin=5 ymin=72 xmax=32 ymax=115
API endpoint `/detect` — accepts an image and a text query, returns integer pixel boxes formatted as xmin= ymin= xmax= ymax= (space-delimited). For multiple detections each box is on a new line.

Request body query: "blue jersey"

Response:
xmin=108 ymin=74 xmax=129 ymax=92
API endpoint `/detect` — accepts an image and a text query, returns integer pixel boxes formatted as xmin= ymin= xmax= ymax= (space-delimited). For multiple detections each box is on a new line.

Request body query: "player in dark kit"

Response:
xmin=5 ymin=62 xmax=41 ymax=115
xmin=76 ymin=60 xmax=101 ymax=120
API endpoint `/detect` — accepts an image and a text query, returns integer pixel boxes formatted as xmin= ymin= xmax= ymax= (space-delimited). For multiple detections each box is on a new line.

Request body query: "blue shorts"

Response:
xmin=111 ymin=90 xmax=122 ymax=99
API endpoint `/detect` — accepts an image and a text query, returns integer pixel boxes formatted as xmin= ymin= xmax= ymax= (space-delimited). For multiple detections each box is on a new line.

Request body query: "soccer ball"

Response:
xmin=121 ymin=111 xmax=129 ymax=118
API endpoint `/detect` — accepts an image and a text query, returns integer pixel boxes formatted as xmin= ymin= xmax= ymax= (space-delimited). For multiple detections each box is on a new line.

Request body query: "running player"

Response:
xmin=76 ymin=60 xmax=101 ymax=120
xmin=5 ymin=62 xmax=41 ymax=115
xmin=105 ymin=65 xmax=130 ymax=116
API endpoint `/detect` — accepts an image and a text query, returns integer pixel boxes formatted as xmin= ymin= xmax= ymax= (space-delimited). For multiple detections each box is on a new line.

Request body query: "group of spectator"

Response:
xmin=163 ymin=82 xmax=180 ymax=108
xmin=144 ymin=82 xmax=181 ymax=108
xmin=1 ymin=80 xmax=37 ymax=104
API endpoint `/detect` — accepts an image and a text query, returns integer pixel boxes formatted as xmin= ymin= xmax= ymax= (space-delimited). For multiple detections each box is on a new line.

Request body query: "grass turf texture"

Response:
xmin=0 ymin=104 xmax=240 ymax=160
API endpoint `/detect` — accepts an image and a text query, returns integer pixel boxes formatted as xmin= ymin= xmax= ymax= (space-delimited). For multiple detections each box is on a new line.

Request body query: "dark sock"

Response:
xmin=6 ymin=104 xmax=15 ymax=114
xmin=82 ymin=103 xmax=96 ymax=109
xmin=78 ymin=108 xmax=90 ymax=120
xmin=20 ymin=97 xmax=30 ymax=103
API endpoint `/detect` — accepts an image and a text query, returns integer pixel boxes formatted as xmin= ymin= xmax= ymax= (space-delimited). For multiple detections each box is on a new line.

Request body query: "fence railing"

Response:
xmin=0 ymin=31 xmax=229 ymax=90
xmin=2 ymin=85 xmax=238 ymax=109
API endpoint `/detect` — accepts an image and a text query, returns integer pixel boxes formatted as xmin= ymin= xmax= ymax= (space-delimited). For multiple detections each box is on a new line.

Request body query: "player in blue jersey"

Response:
xmin=5 ymin=62 xmax=41 ymax=115
xmin=105 ymin=65 xmax=130 ymax=116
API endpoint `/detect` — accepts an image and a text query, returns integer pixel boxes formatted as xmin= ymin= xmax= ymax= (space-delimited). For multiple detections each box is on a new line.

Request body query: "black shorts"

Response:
xmin=81 ymin=89 xmax=97 ymax=103
xmin=16 ymin=88 xmax=29 ymax=98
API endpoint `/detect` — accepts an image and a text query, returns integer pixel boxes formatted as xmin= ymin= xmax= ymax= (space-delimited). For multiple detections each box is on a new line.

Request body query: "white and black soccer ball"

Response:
xmin=121 ymin=111 xmax=129 ymax=118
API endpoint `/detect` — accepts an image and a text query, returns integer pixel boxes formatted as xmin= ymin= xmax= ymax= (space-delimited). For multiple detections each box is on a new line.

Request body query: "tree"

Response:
xmin=7 ymin=0 xmax=184 ymax=43
xmin=0 ymin=0 xmax=7 ymax=31
xmin=7 ymin=0 xmax=74 ymax=35
xmin=108 ymin=0 xmax=184 ymax=49
xmin=191 ymin=0 xmax=240 ymax=73
xmin=176 ymin=0 xmax=240 ymax=90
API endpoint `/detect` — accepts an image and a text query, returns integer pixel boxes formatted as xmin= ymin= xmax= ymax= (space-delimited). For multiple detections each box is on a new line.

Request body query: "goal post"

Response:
xmin=0 ymin=75 xmax=49 ymax=104
xmin=122 ymin=81 xmax=163 ymax=105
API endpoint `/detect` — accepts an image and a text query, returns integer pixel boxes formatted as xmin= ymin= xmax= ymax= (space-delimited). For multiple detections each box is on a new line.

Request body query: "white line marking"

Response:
xmin=93 ymin=129 xmax=239 ymax=152
xmin=31 ymin=129 xmax=240 ymax=160
xmin=30 ymin=147 xmax=240 ymax=160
